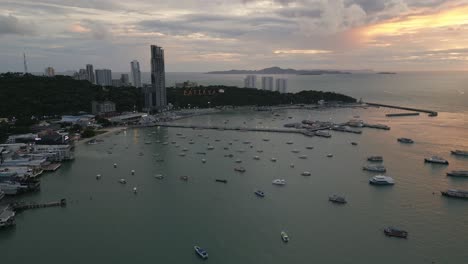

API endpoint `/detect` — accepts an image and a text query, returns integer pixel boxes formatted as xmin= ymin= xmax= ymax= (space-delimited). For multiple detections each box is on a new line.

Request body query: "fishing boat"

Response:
xmin=255 ymin=190 xmax=265 ymax=197
xmin=281 ymin=231 xmax=289 ymax=242
xmin=384 ymin=227 xmax=408 ymax=238
xmin=194 ymin=246 xmax=208 ymax=259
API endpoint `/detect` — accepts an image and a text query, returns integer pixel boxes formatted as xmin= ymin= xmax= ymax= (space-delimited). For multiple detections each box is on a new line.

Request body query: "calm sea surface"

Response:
xmin=2 ymin=72 xmax=468 ymax=263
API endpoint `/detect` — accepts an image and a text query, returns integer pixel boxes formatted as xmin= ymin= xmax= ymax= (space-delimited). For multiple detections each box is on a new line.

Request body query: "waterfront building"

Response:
xmin=86 ymin=64 xmax=95 ymax=84
xmin=261 ymin=76 xmax=274 ymax=91
xmin=33 ymin=145 xmax=74 ymax=161
xmin=175 ymin=81 xmax=198 ymax=88
xmin=144 ymin=45 xmax=167 ymax=111
xmin=44 ymin=67 xmax=55 ymax=77
xmin=130 ymin=60 xmax=142 ymax=88
xmin=92 ymin=101 xmax=116 ymax=115
xmin=244 ymin=75 xmax=257 ymax=88
xmin=120 ymin=74 xmax=130 ymax=86
xmin=95 ymin=69 xmax=112 ymax=86
xmin=275 ymin=78 xmax=288 ymax=93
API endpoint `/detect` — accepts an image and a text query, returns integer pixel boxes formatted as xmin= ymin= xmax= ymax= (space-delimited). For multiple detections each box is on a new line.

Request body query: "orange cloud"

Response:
xmin=273 ymin=49 xmax=332 ymax=55
xmin=362 ymin=5 xmax=468 ymax=37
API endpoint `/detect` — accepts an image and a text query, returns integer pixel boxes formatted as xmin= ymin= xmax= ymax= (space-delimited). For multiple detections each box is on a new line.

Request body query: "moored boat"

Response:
xmin=329 ymin=194 xmax=347 ymax=204
xmin=255 ymin=190 xmax=265 ymax=197
xmin=446 ymin=171 xmax=468 ymax=177
xmin=180 ymin=176 xmax=189 ymax=181
xmin=154 ymin=174 xmax=164 ymax=180
xmin=234 ymin=167 xmax=246 ymax=173
xmin=301 ymin=171 xmax=311 ymax=176
xmin=384 ymin=227 xmax=408 ymax=238
xmin=363 ymin=165 xmax=387 ymax=172
xmin=369 ymin=175 xmax=395 ymax=185
xmin=397 ymin=138 xmax=414 ymax=144
xmin=281 ymin=231 xmax=289 ymax=242
xmin=215 ymin=179 xmax=227 ymax=183
xmin=367 ymin=156 xmax=383 ymax=162
xmin=272 ymin=179 xmax=286 ymax=185
xmin=424 ymin=156 xmax=449 ymax=165
xmin=451 ymin=150 xmax=468 ymax=156
xmin=441 ymin=189 xmax=468 ymax=199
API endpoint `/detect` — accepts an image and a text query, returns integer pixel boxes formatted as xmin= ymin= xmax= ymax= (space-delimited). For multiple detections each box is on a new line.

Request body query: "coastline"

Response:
xmin=74 ymin=126 xmax=127 ymax=146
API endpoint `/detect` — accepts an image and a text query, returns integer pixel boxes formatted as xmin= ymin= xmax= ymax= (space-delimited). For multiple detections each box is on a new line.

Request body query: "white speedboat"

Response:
xmin=290 ymin=163 xmax=295 ymax=168
xmin=301 ymin=171 xmax=311 ymax=176
xmin=131 ymin=170 xmax=135 ymax=175
xmin=299 ymin=155 xmax=307 ymax=159
xmin=424 ymin=156 xmax=449 ymax=165
xmin=154 ymin=174 xmax=164 ymax=180
xmin=194 ymin=246 xmax=208 ymax=259
xmin=369 ymin=175 xmax=395 ymax=185
xmin=272 ymin=179 xmax=286 ymax=185
xmin=207 ymin=146 xmax=215 ymax=150
xmin=254 ymin=156 xmax=260 ymax=160
xmin=235 ymin=159 xmax=242 ymax=163
xmin=202 ymin=159 xmax=207 ymax=163
xmin=281 ymin=231 xmax=289 ymax=242
xmin=119 ymin=179 xmax=127 ymax=184
xmin=271 ymin=158 xmax=277 ymax=162
xmin=133 ymin=187 xmax=137 ymax=194
xmin=96 ymin=174 xmax=101 ymax=180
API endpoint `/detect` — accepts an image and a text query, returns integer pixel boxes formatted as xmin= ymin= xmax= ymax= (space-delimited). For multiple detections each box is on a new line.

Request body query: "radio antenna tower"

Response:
xmin=23 ymin=52 xmax=28 ymax=74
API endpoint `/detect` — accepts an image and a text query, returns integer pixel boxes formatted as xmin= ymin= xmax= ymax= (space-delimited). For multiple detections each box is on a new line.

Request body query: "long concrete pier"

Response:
xmin=156 ymin=123 xmax=330 ymax=136
xmin=365 ymin=102 xmax=438 ymax=116
xmin=11 ymin=199 xmax=67 ymax=212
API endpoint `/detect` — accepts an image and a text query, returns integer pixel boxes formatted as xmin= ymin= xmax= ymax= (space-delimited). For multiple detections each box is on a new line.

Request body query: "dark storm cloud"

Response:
xmin=0 ymin=14 xmax=35 ymax=36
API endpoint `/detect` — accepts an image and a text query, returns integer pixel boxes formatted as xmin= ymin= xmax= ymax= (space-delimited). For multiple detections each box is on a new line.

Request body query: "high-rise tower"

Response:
xmin=130 ymin=60 xmax=142 ymax=88
xmin=86 ymin=64 xmax=95 ymax=84
xmin=144 ymin=45 xmax=166 ymax=111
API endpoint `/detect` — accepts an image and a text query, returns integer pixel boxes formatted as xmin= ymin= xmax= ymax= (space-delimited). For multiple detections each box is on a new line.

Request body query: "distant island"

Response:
xmin=377 ymin=72 xmax=397 ymax=74
xmin=206 ymin=66 xmax=351 ymax=75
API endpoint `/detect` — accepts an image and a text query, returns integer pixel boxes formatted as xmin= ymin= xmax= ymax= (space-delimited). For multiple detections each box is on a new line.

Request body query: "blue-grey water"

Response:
xmin=2 ymin=72 xmax=468 ymax=263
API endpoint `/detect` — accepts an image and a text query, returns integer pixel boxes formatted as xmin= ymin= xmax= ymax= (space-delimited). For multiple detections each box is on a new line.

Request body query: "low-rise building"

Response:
xmin=33 ymin=145 xmax=74 ymax=161
xmin=91 ymin=101 xmax=116 ymax=115
xmin=175 ymin=81 xmax=198 ymax=88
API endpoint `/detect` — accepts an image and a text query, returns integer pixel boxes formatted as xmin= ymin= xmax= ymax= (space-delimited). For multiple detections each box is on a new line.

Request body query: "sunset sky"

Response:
xmin=1 ymin=0 xmax=468 ymax=72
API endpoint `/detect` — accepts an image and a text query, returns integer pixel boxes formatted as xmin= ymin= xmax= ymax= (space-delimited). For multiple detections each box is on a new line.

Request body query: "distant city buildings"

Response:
xmin=44 ymin=67 xmax=55 ymax=77
xmin=74 ymin=69 xmax=88 ymax=80
xmin=244 ymin=75 xmax=257 ymax=88
xmin=120 ymin=74 xmax=130 ymax=86
xmin=175 ymin=80 xmax=198 ymax=88
xmin=130 ymin=60 xmax=142 ymax=88
xmin=144 ymin=45 xmax=167 ymax=111
xmin=261 ymin=76 xmax=274 ymax=91
xmin=91 ymin=101 xmax=116 ymax=115
xmin=95 ymin=69 xmax=112 ymax=86
xmin=275 ymin=78 xmax=288 ymax=93
xmin=86 ymin=64 xmax=95 ymax=84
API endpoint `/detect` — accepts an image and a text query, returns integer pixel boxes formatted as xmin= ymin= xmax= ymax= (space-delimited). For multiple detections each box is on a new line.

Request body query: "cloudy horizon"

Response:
xmin=1 ymin=0 xmax=468 ymax=72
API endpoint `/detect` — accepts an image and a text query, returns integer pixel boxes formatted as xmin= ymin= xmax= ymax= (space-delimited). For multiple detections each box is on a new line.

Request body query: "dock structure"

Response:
xmin=11 ymin=199 xmax=67 ymax=212
xmin=365 ymin=102 xmax=438 ymax=116
xmin=155 ymin=123 xmax=331 ymax=137
xmin=386 ymin=112 xmax=420 ymax=117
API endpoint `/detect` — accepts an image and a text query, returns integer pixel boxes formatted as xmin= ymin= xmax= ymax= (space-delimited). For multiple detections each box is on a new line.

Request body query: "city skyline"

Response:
xmin=1 ymin=1 xmax=468 ymax=72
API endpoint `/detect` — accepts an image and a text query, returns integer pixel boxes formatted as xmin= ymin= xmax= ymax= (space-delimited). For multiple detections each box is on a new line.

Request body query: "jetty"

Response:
xmin=365 ymin=102 xmax=438 ymax=116
xmin=156 ymin=123 xmax=330 ymax=137
xmin=11 ymin=198 xmax=67 ymax=212
xmin=386 ymin=112 xmax=420 ymax=117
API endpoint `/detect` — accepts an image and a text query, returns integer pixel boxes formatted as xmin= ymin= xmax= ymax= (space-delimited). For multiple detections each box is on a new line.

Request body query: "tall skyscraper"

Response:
xmin=144 ymin=45 xmax=166 ymax=111
xmin=130 ymin=60 xmax=142 ymax=88
xmin=261 ymin=76 xmax=274 ymax=91
xmin=44 ymin=67 xmax=55 ymax=77
xmin=275 ymin=78 xmax=288 ymax=93
xmin=86 ymin=64 xmax=95 ymax=84
xmin=95 ymin=69 xmax=112 ymax=86
xmin=244 ymin=75 xmax=257 ymax=88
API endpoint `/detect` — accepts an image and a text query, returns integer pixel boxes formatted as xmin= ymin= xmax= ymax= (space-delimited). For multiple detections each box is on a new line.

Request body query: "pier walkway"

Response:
xmin=365 ymin=102 xmax=437 ymax=116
